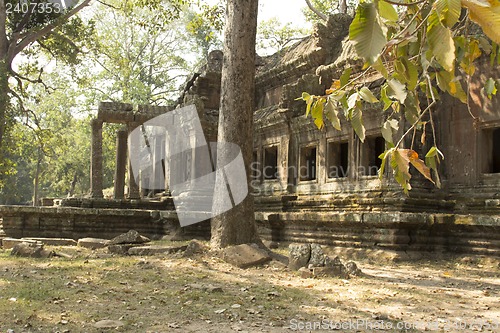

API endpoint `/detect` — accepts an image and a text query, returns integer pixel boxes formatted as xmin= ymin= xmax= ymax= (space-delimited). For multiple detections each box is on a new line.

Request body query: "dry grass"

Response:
xmin=0 ymin=242 xmax=499 ymax=332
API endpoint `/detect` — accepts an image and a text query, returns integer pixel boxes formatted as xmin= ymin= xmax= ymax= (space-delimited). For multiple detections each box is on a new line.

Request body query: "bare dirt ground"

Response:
xmin=0 ymin=242 xmax=499 ymax=333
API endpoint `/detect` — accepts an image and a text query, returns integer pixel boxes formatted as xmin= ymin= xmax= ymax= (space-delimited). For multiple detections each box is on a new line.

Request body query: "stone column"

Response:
xmin=114 ymin=128 xmax=128 ymax=199
xmin=152 ymin=132 xmax=166 ymax=194
xmin=127 ymin=124 xmax=141 ymax=199
xmin=90 ymin=119 xmax=103 ymax=198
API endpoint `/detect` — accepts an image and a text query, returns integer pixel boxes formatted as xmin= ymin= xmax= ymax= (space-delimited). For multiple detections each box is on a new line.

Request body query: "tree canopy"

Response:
xmin=299 ymin=0 xmax=500 ymax=193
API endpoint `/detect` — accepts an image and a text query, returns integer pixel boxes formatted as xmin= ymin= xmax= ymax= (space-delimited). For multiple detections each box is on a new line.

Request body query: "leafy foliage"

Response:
xmin=300 ymin=0 xmax=500 ymax=193
xmin=257 ymin=17 xmax=309 ymax=55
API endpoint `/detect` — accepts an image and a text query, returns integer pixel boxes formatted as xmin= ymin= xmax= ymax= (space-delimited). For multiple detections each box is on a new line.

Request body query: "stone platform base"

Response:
xmin=256 ymin=211 xmax=500 ymax=256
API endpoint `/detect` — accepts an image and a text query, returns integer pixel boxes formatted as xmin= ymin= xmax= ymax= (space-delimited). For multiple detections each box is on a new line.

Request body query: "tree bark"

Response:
xmin=210 ymin=0 xmax=260 ymax=249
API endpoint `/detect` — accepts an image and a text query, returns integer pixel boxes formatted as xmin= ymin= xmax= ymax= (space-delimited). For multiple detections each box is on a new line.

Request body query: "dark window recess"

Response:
xmin=327 ymin=141 xmax=348 ymax=178
xmin=300 ymin=146 xmax=317 ymax=181
xmin=361 ymin=136 xmax=385 ymax=176
xmin=486 ymin=128 xmax=500 ymax=174
xmin=263 ymin=146 xmax=278 ymax=180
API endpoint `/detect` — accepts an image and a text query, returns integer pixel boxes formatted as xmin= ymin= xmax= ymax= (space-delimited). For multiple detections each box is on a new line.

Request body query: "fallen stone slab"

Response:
xmin=11 ymin=242 xmax=53 ymax=258
xmin=107 ymin=230 xmax=150 ymax=245
xmin=128 ymin=245 xmax=187 ymax=256
xmin=2 ymin=238 xmax=41 ymax=250
xmin=222 ymin=243 xmax=272 ymax=269
xmin=23 ymin=237 xmax=77 ymax=246
xmin=77 ymin=238 xmax=108 ymax=249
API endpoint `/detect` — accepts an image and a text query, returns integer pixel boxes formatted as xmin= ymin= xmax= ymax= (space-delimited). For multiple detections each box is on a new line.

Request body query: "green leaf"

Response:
xmin=311 ymin=99 xmax=323 ymax=118
xmin=448 ymin=79 xmax=468 ymax=103
xmin=403 ymin=92 xmax=420 ymax=125
xmin=427 ymin=12 xmax=456 ymax=72
xmin=390 ymin=149 xmax=412 ymax=194
xmin=436 ymin=70 xmax=452 ymax=92
xmin=381 ymin=85 xmax=393 ymax=110
xmin=378 ymin=1 xmax=398 ymax=23
xmin=425 ymin=146 xmax=444 ymax=188
xmin=349 ymin=1 xmax=387 ymax=64
xmin=372 ymin=57 xmax=389 ymax=78
xmin=401 ymin=58 xmax=419 ymax=91
xmin=347 ymin=92 xmax=359 ymax=110
xmin=378 ymin=148 xmax=392 ymax=180
xmin=340 ymin=67 xmax=352 ymax=88
xmin=351 ymin=103 xmax=366 ymax=142
xmin=303 ymin=93 xmax=314 ymax=117
xmin=485 ymin=77 xmax=498 ymax=99
xmin=325 ymin=98 xmax=341 ymax=131
xmin=436 ymin=0 xmax=461 ymax=28
xmin=382 ymin=119 xmax=399 ymax=145
xmin=387 ymin=78 xmax=407 ymax=103
xmin=359 ymin=87 xmax=379 ymax=103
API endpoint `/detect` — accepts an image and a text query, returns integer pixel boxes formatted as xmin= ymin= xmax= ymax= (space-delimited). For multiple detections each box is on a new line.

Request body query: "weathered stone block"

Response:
xmin=22 ymin=238 xmax=77 ymax=247
xmin=11 ymin=243 xmax=53 ymax=258
xmin=182 ymin=240 xmax=206 ymax=257
xmin=298 ymin=267 xmax=313 ymax=278
xmin=2 ymin=238 xmax=41 ymax=250
xmin=288 ymin=243 xmax=311 ymax=270
xmin=107 ymin=244 xmax=138 ymax=255
xmin=222 ymin=243 xmax=272 ymax=268
xmin=312 ymin=265 xmax=347 ymax=279
xmin=107 ymin=230 xmax=150 ymax=245
xmin=77 ymin=238 xmax=108 ymax=249
xmin=345 ymin=261 xmax=362 ymax=276
xmin=308 ymin=243 xmax=326 ymax=267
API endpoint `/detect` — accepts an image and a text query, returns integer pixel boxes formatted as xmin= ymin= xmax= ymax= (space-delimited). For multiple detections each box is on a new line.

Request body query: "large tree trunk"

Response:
xmin=210 ymin=0 xmax=260 ymax=249
xmin=0 ymin=61 xmax=7 ymax=152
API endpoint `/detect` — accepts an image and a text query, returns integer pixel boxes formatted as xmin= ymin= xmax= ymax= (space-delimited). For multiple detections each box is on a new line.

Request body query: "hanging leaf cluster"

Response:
xmin=299 ymin=0 xmax=500 ymax=193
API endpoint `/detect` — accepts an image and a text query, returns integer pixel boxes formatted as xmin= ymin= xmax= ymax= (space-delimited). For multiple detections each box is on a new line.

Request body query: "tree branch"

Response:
xmin=383 ymin=0 xmax=426 ymax=6
xmin=304 ymin=0 xmax=328 ymax=21
xmin=8 ymin=0 xmax=92 ymax=63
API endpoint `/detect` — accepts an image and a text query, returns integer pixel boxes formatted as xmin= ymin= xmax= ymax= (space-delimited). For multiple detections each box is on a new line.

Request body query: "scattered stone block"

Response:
xmin=2 ymin=238 xmax=41 ymax=250
xmin=128 ymin=245 xmax=187 ymax=256
xmin=107 ymin=244 xmax=138 ymax=255
xmin=308 ymin=243 xmax=326 ymax=267
xmin=107 ymin=230 xmax=150 ymax=245
xmin=298 ymin=267 xmax=313 ymax=278
xmin=288 ymin=243 xmax=311 ymax=270
xmin=186 ymin=283 xmax=223 ymax=293
xmin=22 ymin=237 xmax=77 ymax=246
xmin=11 ymin=242 xmax=53 ymax=258
xmin=345 ymin=261 xmax=362 ymax=276
xmin=93 ymin=320 xmax=125 ymax=329
xmin=312 ymin=265 xmax=347 ymax=279
xmin=324 ymin=255 xmax=343 ymax=267
xmin=222 ymin=243 xmax=272 ymax=268
xmin=77 ymin=238 xmax=108 ymax=249
xmin=183 ymin=240 xmax=206 ymax=257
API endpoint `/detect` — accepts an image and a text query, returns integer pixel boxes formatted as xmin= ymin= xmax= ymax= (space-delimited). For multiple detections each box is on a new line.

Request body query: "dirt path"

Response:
xmin=0 ymin=245 xmax=499 ymax=332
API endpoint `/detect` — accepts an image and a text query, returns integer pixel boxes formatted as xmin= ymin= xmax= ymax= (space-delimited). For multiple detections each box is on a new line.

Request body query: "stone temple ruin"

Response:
xmin=1 ymin=14 xmax=499 ymax=255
